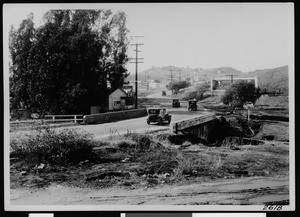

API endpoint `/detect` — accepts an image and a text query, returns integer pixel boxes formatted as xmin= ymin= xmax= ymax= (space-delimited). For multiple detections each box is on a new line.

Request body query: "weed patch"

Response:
xmin=10 ymin=125 xmax=95 ymax=167
xmin=10 ymin=127 xmax=289 ymax=189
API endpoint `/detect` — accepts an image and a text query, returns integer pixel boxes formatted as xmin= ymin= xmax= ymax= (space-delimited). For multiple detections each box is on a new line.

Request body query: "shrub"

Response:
xmin=168 ymin=81 xmax=190 ymax=94
xmin=116 ymin=140 xmax=137 ymax=150
xmin=10 ymin=125 xmax=95 ymax=166
xmin=174 ymin=152 xmax=194 ymax=176
xmin=123 ymin=133 xmax=162 ymax=151
xmin=221 ymin=81 xmax=260 ymax=108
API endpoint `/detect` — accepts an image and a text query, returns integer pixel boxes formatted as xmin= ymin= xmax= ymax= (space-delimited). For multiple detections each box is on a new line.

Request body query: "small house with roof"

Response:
xmin=108 ymin=87 xmax=135 ymax=111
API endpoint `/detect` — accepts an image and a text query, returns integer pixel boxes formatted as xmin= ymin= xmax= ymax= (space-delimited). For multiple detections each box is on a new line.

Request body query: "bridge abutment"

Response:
xmin=170 ymin=114 xmax=229 ymax=144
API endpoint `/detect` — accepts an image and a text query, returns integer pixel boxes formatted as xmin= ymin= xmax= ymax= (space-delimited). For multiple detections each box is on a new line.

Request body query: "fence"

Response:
xmin=44 ymin=115 xmax=83 ymax=123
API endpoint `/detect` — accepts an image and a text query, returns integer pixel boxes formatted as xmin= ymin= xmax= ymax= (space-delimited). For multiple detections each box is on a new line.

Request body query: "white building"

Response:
xmin=108 ymin=88 xmax=135 ymax=111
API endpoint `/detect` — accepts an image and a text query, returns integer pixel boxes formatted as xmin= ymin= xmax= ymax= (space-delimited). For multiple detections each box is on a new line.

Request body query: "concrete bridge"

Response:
xmin=170 ymin=113 xmax=226 ymax=143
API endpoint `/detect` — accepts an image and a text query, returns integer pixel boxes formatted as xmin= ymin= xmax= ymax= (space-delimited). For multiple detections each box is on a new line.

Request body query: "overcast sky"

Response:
xmin=3 ymin=3 xmax=294 ymax=73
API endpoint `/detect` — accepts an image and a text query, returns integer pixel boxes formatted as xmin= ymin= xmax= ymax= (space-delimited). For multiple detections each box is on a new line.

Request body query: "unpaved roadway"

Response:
xmin=10 ymin=176 xmax=288 ymax=206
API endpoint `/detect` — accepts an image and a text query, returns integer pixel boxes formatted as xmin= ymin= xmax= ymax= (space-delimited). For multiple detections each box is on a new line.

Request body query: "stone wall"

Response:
xmin=83 ymin=108 xmax=148 ymax=124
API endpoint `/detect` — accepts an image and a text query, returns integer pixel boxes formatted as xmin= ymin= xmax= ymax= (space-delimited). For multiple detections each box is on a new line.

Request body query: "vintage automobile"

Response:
xmin=147 ymin=108 xmax=172 ymax=125
xmin=172 ymin=99 xmax=180 ymax=108
xmin=188 ymin=99 xmax=197 ymax=111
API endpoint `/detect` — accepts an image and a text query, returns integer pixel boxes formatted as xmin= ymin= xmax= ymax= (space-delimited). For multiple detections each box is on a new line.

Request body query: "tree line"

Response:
xmin=9 ymin=10 xmax=129 ymax=116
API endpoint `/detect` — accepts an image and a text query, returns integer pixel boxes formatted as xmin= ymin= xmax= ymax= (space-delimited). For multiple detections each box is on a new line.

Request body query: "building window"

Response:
xmin=125 ymin=98 xmax=134 ymax=105
xmin=114 ymin=101 xmax=121 ymax=106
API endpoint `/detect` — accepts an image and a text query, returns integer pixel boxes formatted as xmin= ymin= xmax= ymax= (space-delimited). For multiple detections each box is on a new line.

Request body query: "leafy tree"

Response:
xmin=221 ymin=81 xmax=261 ymax=108
xmin=9 ymin=10 xmax=130 ymax=115
xmin=27 ymin=10 xmax=106 ymax=114
xmin=9 ymin=13 xmax=35 ymax=113
xmin=168 ymin=80 xmax=190 ymax=94
xmin=104 ymin=11 xmax=130 ymax=91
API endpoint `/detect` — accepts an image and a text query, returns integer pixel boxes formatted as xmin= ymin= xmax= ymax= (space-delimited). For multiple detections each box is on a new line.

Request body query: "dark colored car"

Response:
xmin=147 ymin=108 xmax=172 ymax=125
xmin=188 ymin=99 xmax=197 ymax=111
xmin=172 ymin=99 xmax=180 ymax=108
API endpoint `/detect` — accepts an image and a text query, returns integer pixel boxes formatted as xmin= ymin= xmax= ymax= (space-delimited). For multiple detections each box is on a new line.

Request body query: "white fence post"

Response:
xmin=74 ymin=115 xmax=77 ymax=123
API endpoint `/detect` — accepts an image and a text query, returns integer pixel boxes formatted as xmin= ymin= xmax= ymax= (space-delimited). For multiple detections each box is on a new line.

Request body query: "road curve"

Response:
xmin=10 ymin=105 xmax=213 ymax=141
xmin=68 ymin=108 xmax=212 ymax=140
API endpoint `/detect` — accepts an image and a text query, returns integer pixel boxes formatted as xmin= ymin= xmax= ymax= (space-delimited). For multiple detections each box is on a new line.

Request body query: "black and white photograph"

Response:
xmin=3 ymin=3 xmax=295 ymax=211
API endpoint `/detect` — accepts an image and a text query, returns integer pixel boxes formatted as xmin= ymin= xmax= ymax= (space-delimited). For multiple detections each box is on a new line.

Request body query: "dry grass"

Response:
xmin=10 ymin=128 xmax=289 ymax=189
xmin=253 ymin=121 xmax=289 ymax=142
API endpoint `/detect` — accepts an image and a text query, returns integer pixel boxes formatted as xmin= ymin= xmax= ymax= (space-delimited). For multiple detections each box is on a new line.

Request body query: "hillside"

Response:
xmin=126 ymin=66 xmax=194 ymax=83
xmin=242 ymin=65 xmax=289 ymax=95
xmin=126 ymin=65 xmax=289 ymax=97
xmin=126 ymin=66 xmax=243 ymax=83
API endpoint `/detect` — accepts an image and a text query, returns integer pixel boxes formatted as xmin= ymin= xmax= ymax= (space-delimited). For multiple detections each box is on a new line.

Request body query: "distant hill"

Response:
xmin=243 ymin=65 xmax=289 ymax=95
xmin=126 ymin=66 xmax=243 ymax=83
xmin=201 ymin=67 xmax=243 ymax=76
xmin=126 ymin=65 xmax=289 ymax=95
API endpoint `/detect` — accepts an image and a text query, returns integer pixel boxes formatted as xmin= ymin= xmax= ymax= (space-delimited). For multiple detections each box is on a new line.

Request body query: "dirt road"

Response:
xmin=10 ymin=176 xmax=288 ymax=206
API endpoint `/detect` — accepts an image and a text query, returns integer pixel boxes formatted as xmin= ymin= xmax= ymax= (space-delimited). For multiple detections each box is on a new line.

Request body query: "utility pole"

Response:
xmin=130 ymin=36 xmax=144 ymax=109
xmin=226 ymin=74 xmax=238 ymax=83
xmin=168 ymin=67 xmax=174 ymax=95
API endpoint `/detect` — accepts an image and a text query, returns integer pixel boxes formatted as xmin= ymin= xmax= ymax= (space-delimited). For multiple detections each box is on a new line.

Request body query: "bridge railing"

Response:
xmin=170 ymin=113 xmax=216 ymax=133
xmin=44 ymin=115 xmax=83 ymax=123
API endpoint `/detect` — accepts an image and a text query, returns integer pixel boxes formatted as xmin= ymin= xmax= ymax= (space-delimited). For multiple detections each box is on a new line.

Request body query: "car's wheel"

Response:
xmin=157 ymin=118 xmax=162 ymax=125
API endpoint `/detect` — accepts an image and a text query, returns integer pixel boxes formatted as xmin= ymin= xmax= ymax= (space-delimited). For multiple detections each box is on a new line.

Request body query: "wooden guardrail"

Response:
xmin=44 ymin=115 xmax=83 ymax=123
